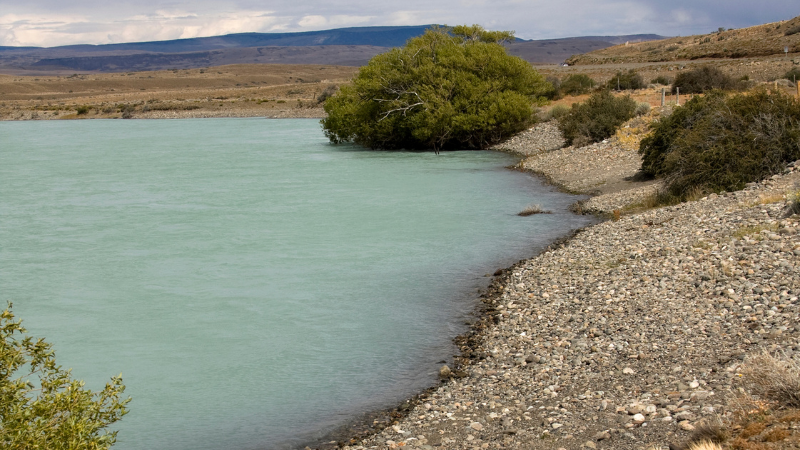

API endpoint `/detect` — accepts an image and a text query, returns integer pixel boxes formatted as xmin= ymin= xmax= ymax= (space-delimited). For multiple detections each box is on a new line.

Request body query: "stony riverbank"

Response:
xmin=336 ymin=123 xmax=800 ymax=450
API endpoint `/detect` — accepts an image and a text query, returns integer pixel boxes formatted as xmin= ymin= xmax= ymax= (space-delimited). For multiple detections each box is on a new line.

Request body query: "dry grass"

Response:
xmin=741 ymin=352 xmax=800 ymax=408
xmin=567 ymin=15 xmax=800 ymax=65
xmin=733 ymin=223 xmax=780 ymax=240
xmin=0 ymin=64 xmax=358 ymax=120
xmin=518 ymin=204 xmax=551 ymax=216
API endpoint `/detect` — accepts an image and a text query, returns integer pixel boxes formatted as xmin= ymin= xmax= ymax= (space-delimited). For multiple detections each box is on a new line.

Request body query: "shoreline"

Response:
xmin=317 ymin=122 xmax=800 ymax=450
xmin=300 ymin=133 xmax=598 ymax=450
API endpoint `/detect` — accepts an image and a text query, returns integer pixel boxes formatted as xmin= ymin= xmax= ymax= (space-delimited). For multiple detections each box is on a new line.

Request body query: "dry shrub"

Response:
xmin=558 ymin=90 xmax=637 ymax=146
xmin=740 ymin=352 xmax=800 ymax=408
xmin=671 ymin=420 xmax=728 ymax=450
xmin=518 ymin=204 xmax=550 ymax=216
xmin=687 ymin=441 xmax=724 ymax=450
xmin=639 ymin=89 xmax=800 ymax=199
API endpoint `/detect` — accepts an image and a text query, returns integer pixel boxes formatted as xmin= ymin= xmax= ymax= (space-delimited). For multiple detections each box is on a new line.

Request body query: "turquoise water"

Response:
xmin=0 ymin=118 xmax=592 ymax=449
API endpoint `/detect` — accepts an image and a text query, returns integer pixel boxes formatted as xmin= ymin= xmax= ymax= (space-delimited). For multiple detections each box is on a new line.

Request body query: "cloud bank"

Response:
xmin=0 ymin=0 xmax=797 ymax=47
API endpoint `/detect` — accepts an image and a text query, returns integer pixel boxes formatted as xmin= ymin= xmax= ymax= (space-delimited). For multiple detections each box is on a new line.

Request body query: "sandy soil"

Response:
xmin=0 ymin=64 xmax=357 ymax=120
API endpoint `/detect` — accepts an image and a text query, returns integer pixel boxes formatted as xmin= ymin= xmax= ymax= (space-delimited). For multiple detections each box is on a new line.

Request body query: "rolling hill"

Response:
xmin=0 ymin=26 xmax=666 ymax=74
xmin=566 ymin=14 xmax=800 ymax=65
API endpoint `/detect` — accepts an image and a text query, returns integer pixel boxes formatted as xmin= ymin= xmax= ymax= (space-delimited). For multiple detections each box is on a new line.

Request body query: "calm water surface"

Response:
xmin=0 ymin=118 xmax=593 ymax=449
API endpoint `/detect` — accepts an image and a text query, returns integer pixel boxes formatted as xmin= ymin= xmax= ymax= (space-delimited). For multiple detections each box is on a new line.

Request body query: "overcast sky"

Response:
xmin=0 ymin=0 xmax=798 ymax=48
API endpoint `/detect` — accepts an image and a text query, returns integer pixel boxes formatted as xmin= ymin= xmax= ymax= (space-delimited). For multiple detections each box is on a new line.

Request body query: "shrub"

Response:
xmin=518 ymin=204 xmax=550 ymax=216
xmin=786 ymin=67 xmax=800 ymax=83
xmin=544 ymin=76 xmax=561 ymax=99
xmin=76 ymin=105 xmax=89 ymax=115
xmin=785 ymin=24 xmax=800 ymax=36
xmin=316 ymin=85 xmax=338 ymax=104
xmin=651 ymin=75 xmax=672 ymax=86
xmin=120 ymin=105 xmax=134 ymax=119
xmin=0 ymin=304 xmax=130 ymax=449
xmin=321 ymin=25 xmax=552 ymax=150
xmin=607 ymin=70 xmax=644 ymax=91
xmin=639 ymin=89 xmax=800 ymax=198
xmin=558 ymin=90 xmax=637 ymax=146
xmin=672 ymin=66 xmax=739 ymax=94
xmin=543 ymin=104 xmax=570 ymax=121
xmin=635 ymin=102 xmax=651 ymax=116
xmin=741 ymin=352 xmax=800 ymax=407
xmin=559 ymin=74 xmax=595 ymax=96
xmin=787 ymin=189 xmax=800 ymax=216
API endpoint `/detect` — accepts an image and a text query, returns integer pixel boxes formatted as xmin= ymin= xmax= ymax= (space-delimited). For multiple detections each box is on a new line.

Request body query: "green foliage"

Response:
xmin=651 ymin=75 xmax=673 ymax=86
xmin=672 ymin=66 xmax=740 ymax=94
xmin=76 ymin=106 xmax=89 ymax=115
xmin=543 ymin=104 xmax=570 ymax=121
xmin=559 ymin=74 xmax=596 ymax=96
xmin=786 ymin=67 xmax=800 ymax=83
xmin=557 ymin=90 xmax=637 ymax=146
xmin=607 ymin=70 xmax=644 ymax=90
xmin=635 ymin=102 xmax=651 ymax=116
xmin=639 ymin=89 xmax=800 ymax=198
xmin=321 ymin=25 xmax=552 ymax=150
xmin=0 ymin=304 xmax=130 ymax=450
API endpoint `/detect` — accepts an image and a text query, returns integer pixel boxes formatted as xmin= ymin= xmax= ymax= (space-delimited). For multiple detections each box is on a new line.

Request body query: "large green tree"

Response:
xmin=1 ymin=304 xmax=130 ymax=450
xmin=321 ymin=25 xmax=552 ymax=150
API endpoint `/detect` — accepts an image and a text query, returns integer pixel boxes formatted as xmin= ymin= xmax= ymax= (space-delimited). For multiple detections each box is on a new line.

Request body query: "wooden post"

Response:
xmin=661 ymin=88 xmax=665 ymax=106
xmin=797 ymin=80 xmax=800 ymax=98
xmin=676 ymin=87 xmax=680 ymax=106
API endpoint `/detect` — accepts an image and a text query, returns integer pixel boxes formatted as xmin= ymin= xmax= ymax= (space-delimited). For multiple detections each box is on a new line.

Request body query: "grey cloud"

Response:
xmin=0 ymin=0 xmax=797 ymax=46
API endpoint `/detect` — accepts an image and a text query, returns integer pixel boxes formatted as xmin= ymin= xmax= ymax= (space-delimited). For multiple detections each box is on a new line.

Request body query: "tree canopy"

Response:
xmin=1 ymin=304 xmax=130 ymax=450
xmin=321 ymin=25 xmax=552 ymax=150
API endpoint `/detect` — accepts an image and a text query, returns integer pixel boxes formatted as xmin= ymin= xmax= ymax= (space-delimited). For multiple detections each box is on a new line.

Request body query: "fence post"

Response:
xmin=676 ymin=87 xmax=680 ymax=106
xmin=661 ymin=88 xmax=665 ymax=106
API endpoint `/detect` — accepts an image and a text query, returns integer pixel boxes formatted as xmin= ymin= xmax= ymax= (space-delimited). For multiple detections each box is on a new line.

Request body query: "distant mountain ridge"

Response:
xmin=0 ymin=26 xmax=668 ymax=74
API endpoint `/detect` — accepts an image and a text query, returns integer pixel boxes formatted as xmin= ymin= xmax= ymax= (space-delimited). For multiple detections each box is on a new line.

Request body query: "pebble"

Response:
xmin=346 ymin=126 xmax=800 ymax=450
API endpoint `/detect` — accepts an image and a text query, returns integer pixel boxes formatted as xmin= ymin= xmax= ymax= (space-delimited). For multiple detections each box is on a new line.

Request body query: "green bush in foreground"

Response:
xmin=557 ymin=90 xmax=637 ymax=146
xmin=321 ymin=25 xmax=552 ymax=150
xmin=639 ymin=89 xmax=800 ymax=198
xmin=1 ymin=304 xmax=130 ymax=450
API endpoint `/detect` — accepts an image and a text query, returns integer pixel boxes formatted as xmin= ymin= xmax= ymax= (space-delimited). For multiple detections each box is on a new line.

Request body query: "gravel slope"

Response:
xmin=339 ymin=126 xmax=800 ymax=450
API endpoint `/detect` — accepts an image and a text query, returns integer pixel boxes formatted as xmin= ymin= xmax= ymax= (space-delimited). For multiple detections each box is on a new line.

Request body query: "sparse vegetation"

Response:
xmin=558 ymin=90 xmax=637 ymax=147
xmin=635 ymin=102 xmax=650 ymax=116
xmin=316 ymin=85 xmax=338 ymax=104
xmin=785 ymin=24 xmax=800 ymax=36
xmin=543 ymin=104 xmax=569 ymax=121
xmin=607 ymin=70 xmax=644 ymax=91
xmin=559 ymin=74 xmax=595 ymax=96
xmin=517 ymin=204 xmax=550 ymax=216
xmin=786 ymin=188 xmax=800 ymax=216
xmin=639 ymin=89 xmax=800 ymax=198
xmin=651 ymin=76 xmax=672 ymax=86
xmin=786 ymin=67 xmax=800 ymax=83
xmin=672 ymin=66 xmax=741 ymax=94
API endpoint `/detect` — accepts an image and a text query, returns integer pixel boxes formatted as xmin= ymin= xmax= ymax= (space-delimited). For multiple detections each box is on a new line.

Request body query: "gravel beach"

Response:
xmin=337 ymin=122 xmax=800 ymax=450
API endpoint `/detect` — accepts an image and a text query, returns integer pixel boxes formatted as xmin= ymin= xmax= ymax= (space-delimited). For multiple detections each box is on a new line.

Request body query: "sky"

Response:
xmin=0 ymin=0 xmax=798 ymax=48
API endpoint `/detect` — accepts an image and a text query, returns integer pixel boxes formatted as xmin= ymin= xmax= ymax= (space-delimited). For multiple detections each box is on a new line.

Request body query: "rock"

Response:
xmin=623 ymin=367 xmax=635 ymax=374
xmin=632 ymin=414 xmax=645 ymax=423
xmin=438 ymin=365 xmax=452 ymax=378
xmin=594 ymin=430 xmax=611 ymax=441
xmin=470 ymin=422 xmax=483 ymax=431
xmin=679 ymin=420 xmax=695 ymax=431
xmin=584 ymin=441 xmax=597 ymax=449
